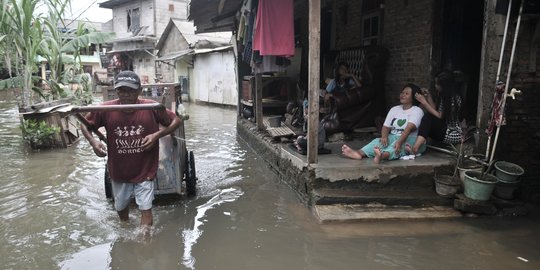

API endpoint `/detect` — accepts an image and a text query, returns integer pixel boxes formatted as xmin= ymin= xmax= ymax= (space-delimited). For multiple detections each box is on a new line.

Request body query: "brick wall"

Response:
xmin=332 ymin=0 xmax=363 ymax=50
xmin=382 ymin=0 xmax=434 ymax=105
xmin=496 ymin=19 xmax=540 ymax=201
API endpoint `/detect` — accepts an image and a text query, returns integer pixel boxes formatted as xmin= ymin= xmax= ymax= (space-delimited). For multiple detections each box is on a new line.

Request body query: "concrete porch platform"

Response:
xmin=314 ymin=204 xmax=462 ymax=223
xmin=282 ymin=139 xmax=454 ymax=183
xmin=237 ymin=119 xmax=462 ymax=221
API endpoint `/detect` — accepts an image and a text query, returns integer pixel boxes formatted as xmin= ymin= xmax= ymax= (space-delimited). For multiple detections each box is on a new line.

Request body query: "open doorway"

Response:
xmin=439 ymin=0 xmax=485 ymax=124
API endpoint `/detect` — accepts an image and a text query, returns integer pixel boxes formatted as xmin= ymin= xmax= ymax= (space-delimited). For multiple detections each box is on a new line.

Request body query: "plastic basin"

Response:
xmin=494 ymin=161 xmax=524 ymax=183
xmin=463 ymin=171 xmax=498 ymax=201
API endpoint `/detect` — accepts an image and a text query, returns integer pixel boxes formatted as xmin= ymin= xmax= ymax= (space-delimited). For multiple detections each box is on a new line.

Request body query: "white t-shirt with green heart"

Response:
xmin=383 ymin=105 xmax=424 ymax=136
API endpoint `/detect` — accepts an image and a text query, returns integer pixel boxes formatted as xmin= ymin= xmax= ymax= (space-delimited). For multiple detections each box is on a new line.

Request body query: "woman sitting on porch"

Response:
xmin=341 ymin=84 xmax=425 ymax=164
xmin=405 ymin=71 xmax=463 ymax=155
xmin=325 ymin=62 xmax=361 ymax=93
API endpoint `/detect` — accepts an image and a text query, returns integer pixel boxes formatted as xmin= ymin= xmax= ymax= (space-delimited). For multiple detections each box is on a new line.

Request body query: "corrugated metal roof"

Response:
xmin=156 ymin=19 xmax=231 ymax=52
xmin=156 ymin=49 xmax=193 ymax=61
xmin=99 ymin=0 xmax=134 ymax=9
xmin=193 ymin=45 xmax=233 ymax=55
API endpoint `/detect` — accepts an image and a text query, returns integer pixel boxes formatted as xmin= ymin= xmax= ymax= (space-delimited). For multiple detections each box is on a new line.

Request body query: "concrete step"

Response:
xmin=313 ymin=203 xmax=462 ymax=223
xmin=313 ymin=188 xmax=454 ymax=207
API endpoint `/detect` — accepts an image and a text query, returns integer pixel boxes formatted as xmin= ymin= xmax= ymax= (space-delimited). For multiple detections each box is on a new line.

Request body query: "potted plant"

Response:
xmin=21 ymin=119 xmax=61 ymax=149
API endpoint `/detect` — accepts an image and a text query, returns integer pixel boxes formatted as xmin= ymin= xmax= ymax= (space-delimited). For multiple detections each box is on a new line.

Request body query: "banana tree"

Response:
xmin=1 ymin=0 xmax=115 ymax=105
xmin=0 ymin=0 xmax=47 ymax=107
xmin=40 ymin=0 xmax=114 ymax=100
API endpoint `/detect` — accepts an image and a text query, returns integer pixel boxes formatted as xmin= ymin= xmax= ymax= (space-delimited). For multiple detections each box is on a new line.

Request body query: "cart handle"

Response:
xmin=70 ymin=103 xmax=166 ymax=113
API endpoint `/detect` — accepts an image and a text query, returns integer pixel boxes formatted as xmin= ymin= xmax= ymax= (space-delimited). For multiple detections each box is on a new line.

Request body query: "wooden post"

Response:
xmin=41 ymin=63 xmax=46 ymax=80
xmin=307 ymin=0 xmax=321 ymax=164
xmin=255 ymin=73 xmax=264 ymax=130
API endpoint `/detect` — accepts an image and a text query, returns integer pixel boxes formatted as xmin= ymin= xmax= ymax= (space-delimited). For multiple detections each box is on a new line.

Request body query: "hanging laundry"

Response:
xmin=253 ymin=0 xmax=295 ymax=57
xmin=486 ymin=81 xmax=507 ymax=136
xmin=252 ymin=56 xmax=286 ymax=74
xmin=237 ymin=14 xmax=246 ymax=41
xmin=242 ymin=11 xmax=256 ymax=63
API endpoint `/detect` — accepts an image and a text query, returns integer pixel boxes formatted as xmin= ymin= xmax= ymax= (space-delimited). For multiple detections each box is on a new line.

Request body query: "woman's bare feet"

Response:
xmin=341 ymin=144 xmax=363 ymax=160
xmin=373 ymin=146 xmax=382 ymax=164
xmin=404 ymin=143 xmax=415 ymax=155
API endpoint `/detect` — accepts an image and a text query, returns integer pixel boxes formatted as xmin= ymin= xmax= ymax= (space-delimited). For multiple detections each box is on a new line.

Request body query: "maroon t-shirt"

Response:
xmin=86 ymin=99 xmax=177 ymax=183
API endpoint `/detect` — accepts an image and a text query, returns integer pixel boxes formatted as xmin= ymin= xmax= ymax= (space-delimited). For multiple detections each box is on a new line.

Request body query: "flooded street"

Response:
xmin=1 ymin=91 xmax=540 ymax=270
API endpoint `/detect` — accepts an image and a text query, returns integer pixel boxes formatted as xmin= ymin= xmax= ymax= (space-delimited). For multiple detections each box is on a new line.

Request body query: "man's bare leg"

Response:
xmin=118 ymin=207 xmax=129 ymax=221
xmin=141 ymin=209 xmax=153 ymax=227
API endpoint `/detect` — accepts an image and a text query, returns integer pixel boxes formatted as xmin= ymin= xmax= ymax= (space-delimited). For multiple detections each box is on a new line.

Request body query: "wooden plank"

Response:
xmin=263 ymin=118 xmax=296 ymax=138
xmin=255 ymin=73 xmax=264 ymax=130
xmin=307 ymin=0 xmax=321 ymax=164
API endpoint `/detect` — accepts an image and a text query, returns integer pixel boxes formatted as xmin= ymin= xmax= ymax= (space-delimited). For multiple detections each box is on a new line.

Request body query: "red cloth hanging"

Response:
xmin=253 ymin=0 xmax=295 ymax=57
xmin=485 ymin=81 xmax=507 ymax=136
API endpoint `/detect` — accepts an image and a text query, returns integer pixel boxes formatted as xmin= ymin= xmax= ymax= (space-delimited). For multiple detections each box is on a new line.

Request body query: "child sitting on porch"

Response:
xmin=341 ymin=84 xmax=426 ymax=163
xmin=325 ymin=62 xmax=362 ymax=93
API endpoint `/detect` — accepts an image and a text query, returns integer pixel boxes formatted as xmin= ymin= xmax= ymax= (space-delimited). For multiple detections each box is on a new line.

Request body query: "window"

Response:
xmin=362 ymin=14 xmax=380 ymax=46
xmin=361 ymin=0 xmax=383 ymax=46
xmin=127 ymin=8 xmax=140 ymax=33
xmin=83 ymin=65 xmax=93 ymax=74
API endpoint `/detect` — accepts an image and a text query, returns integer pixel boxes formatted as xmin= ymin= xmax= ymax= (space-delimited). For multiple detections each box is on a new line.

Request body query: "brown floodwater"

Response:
xmin=1 ymin=91 xmax=539 ymax=270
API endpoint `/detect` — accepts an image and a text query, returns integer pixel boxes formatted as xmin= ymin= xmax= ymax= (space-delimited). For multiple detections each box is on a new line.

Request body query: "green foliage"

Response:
xmin=21 ymin=119 xmax=60 ymax=148
xmin=0 ymin=0 xmax=47 ymax=106
xmin=0 ymin=0 xmax=114 ymax=107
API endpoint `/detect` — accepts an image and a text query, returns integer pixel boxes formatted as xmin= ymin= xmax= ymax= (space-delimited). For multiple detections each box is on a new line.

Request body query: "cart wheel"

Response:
xmin=104 ymin=164 xmax=113 ymax=200
xmin=186 ymin=151 xmax=197 ymax=196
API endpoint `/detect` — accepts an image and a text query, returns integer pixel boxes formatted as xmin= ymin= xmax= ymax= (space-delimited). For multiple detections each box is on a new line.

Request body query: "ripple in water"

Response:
xmin=181 ymin=187 xmax=244 ymax=269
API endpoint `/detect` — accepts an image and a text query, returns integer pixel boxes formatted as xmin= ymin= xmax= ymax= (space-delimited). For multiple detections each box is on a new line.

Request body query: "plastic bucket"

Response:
xmin=494 ymin=161 xmax=524 ymax=183
xmin=494 ymin=181 xmax=519 ymax=200
xmin=434 ymin=174 xmax=461 ymax=198
xmin=463 ymin=171 xmax=498 ymax=201
xmin=457 ymin=155 xmax=485 ymax=183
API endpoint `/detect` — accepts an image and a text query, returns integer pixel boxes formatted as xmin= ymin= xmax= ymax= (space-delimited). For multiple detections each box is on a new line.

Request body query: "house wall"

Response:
xmin=381 ymin=0 xmax=434 ymax=105
xmin=193 ymin=51 xmax=238 ymax=106
xmin=111 ymin=0 xmax=154 ymax=38
xmin=157 ymin=26 xmax=190 ymax=82
xmin=188 ymin=67 xmax=195 ymax=102
xmin=487 ymin=5 xmax=540 ymax=201
xmin=331 ymin=0 xmax=363 ymax=50
xmin=159 ymin=27 xmax=190 ymax=56
xmin=110 ymin=0 xmax=189 ymax=39
xmin=131 ymin=51 xmax=156 ymax=81
xmin=154 ymin=0 xmax=190 ymax=39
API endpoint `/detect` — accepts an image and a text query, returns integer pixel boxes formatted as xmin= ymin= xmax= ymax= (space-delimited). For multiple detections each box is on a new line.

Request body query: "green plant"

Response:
xmin=21 ymin=119 xmax=60 ymax=147
xmin=0 ymin=0 xmax=47 ymax=107
xmin=0 ymin=0 xmax=114 ymax=106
